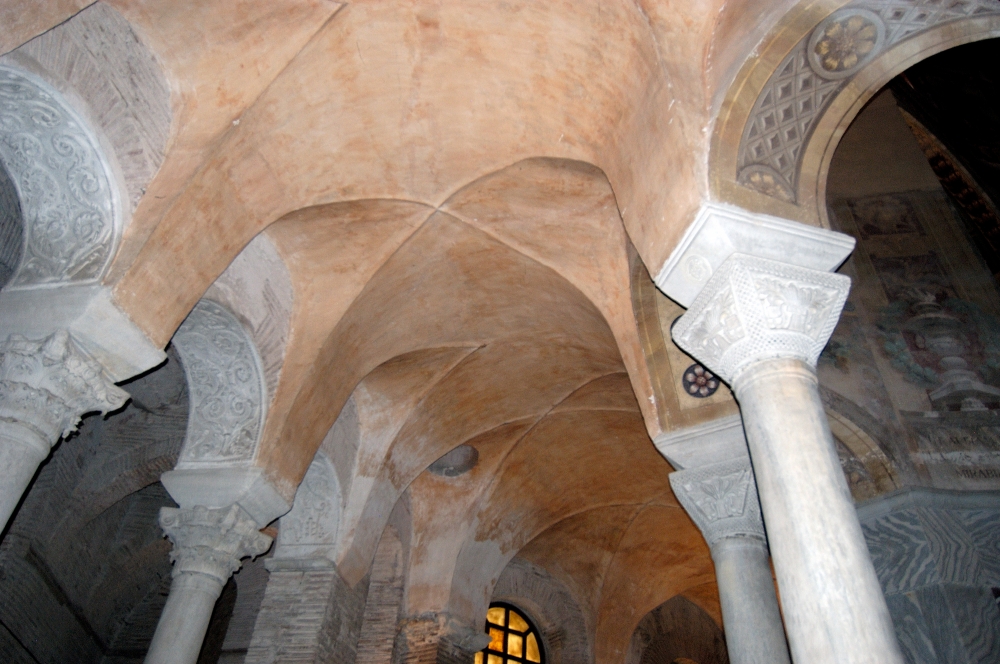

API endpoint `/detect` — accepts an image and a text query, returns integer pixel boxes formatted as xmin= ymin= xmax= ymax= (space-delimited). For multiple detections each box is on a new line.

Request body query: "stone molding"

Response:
xmin=0 ymin=65 xmax=119 ymax=288
xmin=736 ymin=0 xmax=1000 ymax=202
xmin=172 ymin=299 xmax=267 ymax=467
xmin=669 ymin=457 xmax=766 ymax=545
xmin=159 ymin=504 xmax=272 ymax=585
xmin=655 ymin=203 xmax=855 ymax=308
xmin=672 ymin=253 xmax=850 ymax=384
xmin=0 ymin=329 xmax=127 ymax=454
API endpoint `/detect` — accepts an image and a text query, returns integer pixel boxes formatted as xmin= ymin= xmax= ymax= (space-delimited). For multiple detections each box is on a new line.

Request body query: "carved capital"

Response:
xmin=669 ymin=458 xmax=765 ymax=546
xmin=672 ymin=254 xmax=850 ymax=384
xmin=0 ymin=330 xmax=128 ymax=453
xmin=159 ymin=504 xmax=272 ymax=584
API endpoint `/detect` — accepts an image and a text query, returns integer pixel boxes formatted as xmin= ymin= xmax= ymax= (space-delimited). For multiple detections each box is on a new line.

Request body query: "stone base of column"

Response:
xmin=245 ymin=560 xmax=369 ymax=664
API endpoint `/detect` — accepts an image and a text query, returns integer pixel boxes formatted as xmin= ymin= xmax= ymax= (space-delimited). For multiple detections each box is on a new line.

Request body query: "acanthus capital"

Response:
xmin=159 ymin=504 xmax=273 ymax=584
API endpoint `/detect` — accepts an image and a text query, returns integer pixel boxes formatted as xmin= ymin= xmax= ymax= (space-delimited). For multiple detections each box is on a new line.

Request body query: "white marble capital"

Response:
xmin=159 ymin=504 xmax=272 ymax=584
xmin=0 ymin=329 xmax=129 ymax=453
xmin=669 ymin=458 xmax=765 ymax=546
xmin=672 ymin=253 xmax=850 ymax=385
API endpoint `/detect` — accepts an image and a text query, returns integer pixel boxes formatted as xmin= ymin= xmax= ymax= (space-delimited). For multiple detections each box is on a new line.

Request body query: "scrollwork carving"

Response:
xmin=0 ymin=66 xmax=118 ymax=287
xmin=673 ymin=254 xmax=850 ymax=383
xmin=172 ymin=300 xmax=266 ymax=466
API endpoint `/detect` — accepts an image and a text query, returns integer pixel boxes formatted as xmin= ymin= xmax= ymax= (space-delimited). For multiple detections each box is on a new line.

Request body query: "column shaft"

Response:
xmin=145 ymin=572 xmax=224 ymax=664
xmin=711 ymin=536 xmax=788 ymax=664
xmin=0 ymin=429 xmax=48 ymax=529
xmin=735 ymin=359 xmax=901 ymax=663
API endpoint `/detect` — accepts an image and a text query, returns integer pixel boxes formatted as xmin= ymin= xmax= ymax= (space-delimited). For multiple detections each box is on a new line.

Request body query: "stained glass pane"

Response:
xmin=488 ymin=628 xmax=504 ymax=652
xmin=474 ymin=653 xmax=484 ymax=664
xmin=526 ymin=633 xmax=541 ymax=662
xmin=487 ymin=655 xmax=503 ymax=664
xmin=507 ymin=633 xmax=523 ymax=657
xmin=487 ymin=607 xmax=506 ymax=627
xmin=508 ymin=610 xmax=529 ymax=632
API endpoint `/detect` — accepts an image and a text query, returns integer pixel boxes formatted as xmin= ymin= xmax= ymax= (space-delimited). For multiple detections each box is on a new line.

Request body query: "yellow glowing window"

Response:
xmin=478 ymin=602 xmax=545 ymax=664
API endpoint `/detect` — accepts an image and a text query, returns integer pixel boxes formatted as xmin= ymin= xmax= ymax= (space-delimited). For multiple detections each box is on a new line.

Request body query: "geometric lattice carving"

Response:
xmin=738 ymin=0 xmax=1000 ymax=202
xmin=0 ymin=66 xmax=118 ymax=286
xmin=670 ymin=457 xmax=766 ymax=545
xmin=172 ymin=300 xmax=266 ymax=467
xmin=673 ymin=254 xmax=850 ymax=383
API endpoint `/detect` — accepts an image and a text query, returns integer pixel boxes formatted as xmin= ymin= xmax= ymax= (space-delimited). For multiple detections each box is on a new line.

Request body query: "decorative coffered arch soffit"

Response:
xmin=0 ymin=65 xmax=120 ymax=289
xmin=719 ymin=0 xmax=1000 ymax=219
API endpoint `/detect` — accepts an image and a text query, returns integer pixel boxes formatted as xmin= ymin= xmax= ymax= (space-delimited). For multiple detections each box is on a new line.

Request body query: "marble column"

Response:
xmin=146 ymin=504 xmax=272 ymax=664
xmin=672 ymin=254 xmax=903 ymax=663
xmin=0 ymin=330 xmax=128 ymax=531
xmin=670 ymin=458 xmax=789 ymax=664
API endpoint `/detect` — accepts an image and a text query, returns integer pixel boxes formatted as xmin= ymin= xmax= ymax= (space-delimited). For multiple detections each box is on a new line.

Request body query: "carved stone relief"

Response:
xmin=274 ymin=453 xmax=341 ymax=562
xmin=672 ymin=254 xmax=850 ymax=382
xmin=0 ymin=329 xmax=128 ymax=453
xmin=0 ymin=65 xmax=118 ymax=287
xmin=737 ymin=0 xmax=1000 ymax=202
xmin=172 ymin=300 xmax=266 ymax=467
xmin=669 ymin=458 xmax=766 ymax=545
xmin=159 ymin=504 xmax=273 ymax=584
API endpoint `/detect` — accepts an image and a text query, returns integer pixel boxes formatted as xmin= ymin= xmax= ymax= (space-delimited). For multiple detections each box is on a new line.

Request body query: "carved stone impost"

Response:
xmin=672 ymin=253 xmax=850 ymax=385
xmin=159 ymin=504 xmax=273 ymax=584
xmin=0 ymin=330 xmax=128 ymax=454
xmin=669 ymin=457 xmax=765 ymax=546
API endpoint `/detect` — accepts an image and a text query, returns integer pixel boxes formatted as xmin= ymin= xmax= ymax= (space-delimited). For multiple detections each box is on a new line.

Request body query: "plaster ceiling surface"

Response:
xmin=0 ymin=0 xmax=815 ymax=654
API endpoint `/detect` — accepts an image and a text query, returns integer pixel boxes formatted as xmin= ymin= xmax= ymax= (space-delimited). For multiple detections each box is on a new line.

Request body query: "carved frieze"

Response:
xmin=737 ymin=0 xmax=1000 ymax=202
xmin=669 ymin=457 xmax=766 ymax=545
xmin=159 ymin=504 xmax=272 ymax=584
xmin=172 ymin=300 xmax=266 ymax=467
xmin=0 ymin=329 xmax=127 ymax=452
xmin=672 ymin=254 xmax=850 ymax=383
xmin=0 ymin=66 xmax=118 ymax=287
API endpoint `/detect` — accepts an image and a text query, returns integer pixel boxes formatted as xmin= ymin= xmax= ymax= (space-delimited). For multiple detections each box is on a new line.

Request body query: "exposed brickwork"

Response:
xmin=357 ymin=527 xmax=404 ymax=664
xmin=245 ymin=565 xmax=369 ymax=664
xmin=493 ymin=558 xmax=592 ymax=664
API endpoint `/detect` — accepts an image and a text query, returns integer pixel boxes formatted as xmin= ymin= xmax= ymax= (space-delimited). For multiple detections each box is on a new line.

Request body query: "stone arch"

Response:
xmin=491 ymin=557 xmax=592 ymax=664
xmin=827 ymin=406 xmax=900 ymax=501
xmin=625 ymin=595 xmax=729 ymax=664
xmin=164 ymin=299 xmax=290 ymax=527
xmin=0 ymin=2 xmax=172 ymax=215
xmin=711 ymin=0 xmax=1000 ymax=228
xmin=0 ymin=64 xmax=122 ymax=288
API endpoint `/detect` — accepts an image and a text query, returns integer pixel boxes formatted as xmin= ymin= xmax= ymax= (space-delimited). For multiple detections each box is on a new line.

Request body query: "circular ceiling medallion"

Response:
xmin=807 ymin=8 xmax=886 ymax=80
xmin=682 ymin=363 xmax=720 ymax=398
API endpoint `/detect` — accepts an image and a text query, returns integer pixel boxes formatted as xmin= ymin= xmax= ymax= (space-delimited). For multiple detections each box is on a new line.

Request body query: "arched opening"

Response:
xmin=475 ymin=602 xmax=545 ymax=664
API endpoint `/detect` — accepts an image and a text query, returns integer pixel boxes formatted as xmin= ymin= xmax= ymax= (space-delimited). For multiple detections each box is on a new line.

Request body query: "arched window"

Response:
xmin=475 ymin=602 xmax=544 ymax=664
